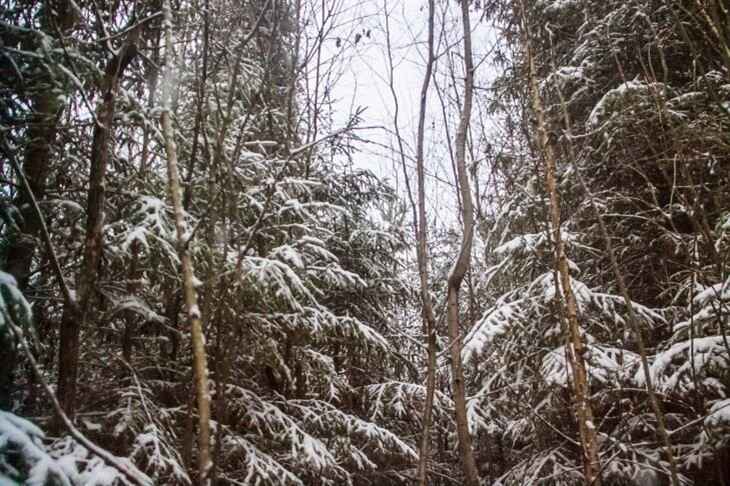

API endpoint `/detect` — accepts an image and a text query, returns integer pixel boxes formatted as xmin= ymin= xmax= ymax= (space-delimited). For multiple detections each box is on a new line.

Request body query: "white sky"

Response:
xmin=303 ymin=0 xmax=500 ymax=228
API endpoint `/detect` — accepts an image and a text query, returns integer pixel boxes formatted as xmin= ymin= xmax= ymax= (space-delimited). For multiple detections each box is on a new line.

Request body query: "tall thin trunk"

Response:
xmin=183 ymin=0 xmax=209 ymax=210
xmin=5 ymin=0 xmax=75 ymax=288
xmin=160 ymin=2 xmax=212 ymax=484
xmin=57 ymin=26 xmax=140 ymax=420
xmin=576 ymin=165 xmax=681 ymax=485
xmin=414 ymin=0 xmax=437 ymax=484
xmin=553 ymin=83 xmax=681 ymax=485
xmin=1 ymin=0 xmax=75 ymax=410
xmin=1 ymin=92 xmax=61 ymax=411
xmin=5 ymin=90 xmax=61 ymax=288
xmin=285 ymin=0 xmax=302 ymax=151
xmin=519 ymin=3 xmax=602 ymax=483
xmin=305 ymin=0 xmax=329 ymax=171
xmin=446 ymin=1 xmax=479 ymax=485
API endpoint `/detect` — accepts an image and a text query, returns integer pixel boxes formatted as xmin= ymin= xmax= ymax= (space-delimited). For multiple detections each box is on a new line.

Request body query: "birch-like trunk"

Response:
xmin=552 ymin=63 xmax=681 ymax=486
xmin=519 ymin=4 xmax=602 ymax=483
xmin=160 ymin=2 xmax=212 ymax=484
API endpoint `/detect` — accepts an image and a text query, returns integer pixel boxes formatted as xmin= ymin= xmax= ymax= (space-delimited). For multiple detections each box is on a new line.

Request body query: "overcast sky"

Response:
xmin=303 ymin=0 xmax=498 ymax=229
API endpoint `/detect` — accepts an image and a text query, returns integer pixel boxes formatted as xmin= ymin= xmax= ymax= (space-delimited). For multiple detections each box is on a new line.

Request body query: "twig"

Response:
xmin=94 ymin=12 xmax=163 ymax=44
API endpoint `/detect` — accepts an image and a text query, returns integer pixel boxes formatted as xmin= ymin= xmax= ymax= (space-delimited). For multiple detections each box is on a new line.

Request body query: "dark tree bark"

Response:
xmin=57 ymin=29 xmax=140 ymax=420
xmin=1 ymin=0 xmax=76 ymax=410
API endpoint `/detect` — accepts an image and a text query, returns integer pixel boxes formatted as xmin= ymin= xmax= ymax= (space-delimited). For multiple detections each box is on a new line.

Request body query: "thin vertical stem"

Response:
xmin=414 ymin=0 xmax=437 ymax=483
xmin=518 ymin=1 xmax=602 ymax=483
xmin=446 ymin=1 xmax=480 ymax=484
xmin=160 ymin=2 xmax=212 ymax=484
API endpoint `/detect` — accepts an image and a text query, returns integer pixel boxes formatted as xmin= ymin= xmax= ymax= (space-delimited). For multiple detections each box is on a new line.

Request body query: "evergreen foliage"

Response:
xmin=1 ymin=0 xmax=729 ymax=485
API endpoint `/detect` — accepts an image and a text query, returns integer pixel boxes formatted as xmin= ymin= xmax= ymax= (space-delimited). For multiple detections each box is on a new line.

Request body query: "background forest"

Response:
xmin=1 ymin=0 xmax=729 ymax=485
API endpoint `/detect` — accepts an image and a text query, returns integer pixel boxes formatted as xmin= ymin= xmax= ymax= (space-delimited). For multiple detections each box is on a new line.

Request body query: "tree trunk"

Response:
xmin=446 ymin=1 xmax=480 ymax=485
xmin=414 ymin=0 xmax=437 ymax=484
xmin=555 ymin=90 xmax=681 ymax=486
xmin=1 ymin=0 xmax=75 ymax=410
xmin=5 ymin=93 xmax=61 ymax=287
xmin=57 ymin=31 xmax=139 ymax=420
xmin=519 ymin=3 xmax=602 ymax=483
xmin=160 ymin=2 xmax=213 ymax=483
xmin=5 ymin=0 xmax=75 ymax=288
